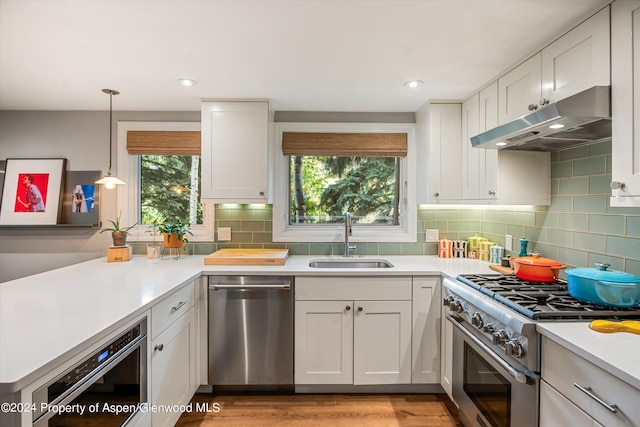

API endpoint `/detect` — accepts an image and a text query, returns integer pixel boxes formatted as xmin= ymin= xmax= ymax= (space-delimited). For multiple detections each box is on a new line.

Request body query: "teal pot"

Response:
xmin=566 ymin=263 xmax=640 ymax=308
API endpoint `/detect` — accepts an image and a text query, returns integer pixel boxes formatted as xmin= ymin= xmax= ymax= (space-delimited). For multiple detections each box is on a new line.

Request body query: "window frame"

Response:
xmin=115 ymin=121 xmax=214 ymax=242
xmin=272 ymin=122 xmax=416 ymax=243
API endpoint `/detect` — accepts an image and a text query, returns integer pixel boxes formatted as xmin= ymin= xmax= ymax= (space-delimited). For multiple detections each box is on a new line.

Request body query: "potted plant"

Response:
xmin=158 ymin=218 xmax=193 ymax=250
xmin=99 ymin=210 xmax=137 ymax=247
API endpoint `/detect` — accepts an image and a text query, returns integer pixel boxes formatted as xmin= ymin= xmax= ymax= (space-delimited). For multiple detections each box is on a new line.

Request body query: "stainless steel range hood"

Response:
xmin=470 ymin=86 xmax=611 ymax=151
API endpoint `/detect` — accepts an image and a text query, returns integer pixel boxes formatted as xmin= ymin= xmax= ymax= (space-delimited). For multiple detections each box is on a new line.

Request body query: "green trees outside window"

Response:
xmin=140 ymin=155 xmax=202 ymax=225
xmin=290 ymin=156 xmax=400 ymax=225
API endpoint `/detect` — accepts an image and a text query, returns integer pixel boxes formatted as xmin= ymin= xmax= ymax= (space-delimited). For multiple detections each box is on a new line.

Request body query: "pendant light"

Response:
xmin=95 ymin=88 xmax=126 ymax=189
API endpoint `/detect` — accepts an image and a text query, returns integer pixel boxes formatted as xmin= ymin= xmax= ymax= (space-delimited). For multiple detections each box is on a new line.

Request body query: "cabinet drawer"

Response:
xmin=542 ymin=337 xmax=639 ymax=426
xmin=540 ymin=380 xmax=603 ymax=427
xmin=295 ymin=276 xmax=412 ymax=301
xmin=151 ymin=281 xmax=195 ymax=339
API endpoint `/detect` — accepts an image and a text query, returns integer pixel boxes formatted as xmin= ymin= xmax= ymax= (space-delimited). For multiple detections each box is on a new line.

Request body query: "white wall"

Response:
xmin=0 ymin=110 xmax=199 ymax=282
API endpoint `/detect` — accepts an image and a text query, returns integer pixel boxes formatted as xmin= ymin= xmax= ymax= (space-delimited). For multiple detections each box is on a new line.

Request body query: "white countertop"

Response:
xmin=2 ymin=253 xmax=638 ymax=395
xmin=537 ymin=322 xmax=640 ymax=390
xmin=0 ymin=254 xmax=491 ymax=392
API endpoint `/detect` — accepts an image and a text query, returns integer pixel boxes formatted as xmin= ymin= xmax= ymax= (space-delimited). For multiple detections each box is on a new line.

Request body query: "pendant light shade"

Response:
xmin=95 ymin=88 xmax=125 ymax=188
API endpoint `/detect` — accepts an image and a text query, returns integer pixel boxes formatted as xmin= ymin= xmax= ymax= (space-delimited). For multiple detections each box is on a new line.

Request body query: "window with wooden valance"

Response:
xmin=126 ymin=131 xmax=201 ymax=155
xmin=281 ymin=132 xmax=408 ymax=157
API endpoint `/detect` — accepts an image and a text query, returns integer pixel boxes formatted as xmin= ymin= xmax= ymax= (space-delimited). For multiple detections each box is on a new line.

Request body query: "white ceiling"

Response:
xmin=0 ymin=0 xmax=605 ymax=113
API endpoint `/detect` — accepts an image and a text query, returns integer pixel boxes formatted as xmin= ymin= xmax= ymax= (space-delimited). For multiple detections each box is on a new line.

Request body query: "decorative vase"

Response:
xmin=147 ymin=245 xmax=161 ymax=259
xmin=112 ymin=231 xmax=127 ymax=247
xmin=163 ymin=233 xmax=183 ymax=248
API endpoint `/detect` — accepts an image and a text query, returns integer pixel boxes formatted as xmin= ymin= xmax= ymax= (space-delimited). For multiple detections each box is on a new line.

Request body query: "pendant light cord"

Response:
xmin=102 ymin=88 xmax=119 ymax=176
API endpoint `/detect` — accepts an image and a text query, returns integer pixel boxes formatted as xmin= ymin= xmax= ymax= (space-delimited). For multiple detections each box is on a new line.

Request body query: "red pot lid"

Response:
xmin=511 ymin=253 xmax=564 ymax=267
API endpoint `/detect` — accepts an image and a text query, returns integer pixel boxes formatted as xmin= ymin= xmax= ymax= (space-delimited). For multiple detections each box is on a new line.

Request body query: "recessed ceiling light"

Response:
xmin=178 ymin=78 xmax=198 ymax=87
xmin=549 ymin=123 xmax=565 ymax=129
xmin=496 ymin=142 xmax=508 ymax=147
xmin=403 ymin=80 xmax=423 ymax=88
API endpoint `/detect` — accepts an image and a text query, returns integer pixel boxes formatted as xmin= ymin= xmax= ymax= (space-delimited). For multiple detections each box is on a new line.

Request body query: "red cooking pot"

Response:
xmin=509 ymin=253 xmax=567 ymax=282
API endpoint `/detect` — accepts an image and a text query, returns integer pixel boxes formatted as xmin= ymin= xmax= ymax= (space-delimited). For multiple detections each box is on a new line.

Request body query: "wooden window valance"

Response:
xmin=126 ymin=131 xmax=201 ymax=155
xmin=282 ymin=132 xmax=407 ymax=157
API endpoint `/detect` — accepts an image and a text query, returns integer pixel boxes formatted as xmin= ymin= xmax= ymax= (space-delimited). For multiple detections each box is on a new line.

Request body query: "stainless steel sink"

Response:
xmin=308 ymin=259 xmax=394 ymax=269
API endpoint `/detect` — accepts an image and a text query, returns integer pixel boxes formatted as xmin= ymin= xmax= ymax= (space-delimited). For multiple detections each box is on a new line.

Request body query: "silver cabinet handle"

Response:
xmin=357 ymin=306 xmax=363 ymax=312
xmin=154 ymin=344 xmax=164 ymax=351
xmin=346 ymin=305 xmax=351 ymax=311
xmin=488 ymin=190 xmax=496 ymax=196
xmin=171 ymin=301 xmax=187 ymax=311
xmin=573 ymin=383 xmax=618 ymax=413
xmin=210 ymin=284 xmax=290 ymax=290
xmin=528 ymin=104 xmax=538 ymax=111
xmin=259 ymin=191 xmax=265 ymax=196
xmin=539 ymin=98 xmax=550 ymax=106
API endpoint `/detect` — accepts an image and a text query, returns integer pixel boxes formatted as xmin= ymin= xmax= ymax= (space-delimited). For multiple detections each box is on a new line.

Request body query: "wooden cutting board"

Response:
xmin=489 ymin=264 xmax=514 ymax=275
xmin=204 ymin=248 xmax=290 ymax=265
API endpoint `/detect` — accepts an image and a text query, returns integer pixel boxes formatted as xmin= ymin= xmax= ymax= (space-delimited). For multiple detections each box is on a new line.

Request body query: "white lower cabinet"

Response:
xmin=411 ymin=277 xmax=441 ymax=384
xmin=541 ymin=336 xmax=640 ymax=427
xmin=149 ymin=281 xmax=197 ymax=427
xmin=440 ymin=301 xmax=453 ymax=399
xmin=295 ymin=300 xmax=353 ymax=384
xmin=353 ymin=300 xmax=412 ymax=385
xmin=540 ymin=380 xmax=604 ymax=427
xmin=294 ymin=276 xmax=412 ymax=386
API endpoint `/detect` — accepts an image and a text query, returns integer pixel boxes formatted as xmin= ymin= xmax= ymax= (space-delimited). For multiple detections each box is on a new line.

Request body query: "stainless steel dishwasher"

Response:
xmin=208 ymin=275 xmax=294 ymax=391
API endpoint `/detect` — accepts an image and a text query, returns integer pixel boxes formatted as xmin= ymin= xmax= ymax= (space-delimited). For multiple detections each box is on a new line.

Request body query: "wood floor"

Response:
xmin=176 ymin=393 xmax=463 ymax=427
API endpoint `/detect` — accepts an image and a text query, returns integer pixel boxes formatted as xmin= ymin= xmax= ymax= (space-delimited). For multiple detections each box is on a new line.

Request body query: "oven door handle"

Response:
xmin=447 ymin=314 xmax=536 ymax=385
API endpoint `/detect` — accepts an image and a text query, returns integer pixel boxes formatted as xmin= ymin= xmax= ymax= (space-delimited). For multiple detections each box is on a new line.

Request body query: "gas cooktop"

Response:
xmin=457 ymin=274 xmax=640 ymax=320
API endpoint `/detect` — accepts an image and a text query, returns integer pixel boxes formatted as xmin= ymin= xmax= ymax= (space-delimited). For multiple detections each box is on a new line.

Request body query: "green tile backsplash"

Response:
xmin=131 ymin=141 xmax=639 ymax=274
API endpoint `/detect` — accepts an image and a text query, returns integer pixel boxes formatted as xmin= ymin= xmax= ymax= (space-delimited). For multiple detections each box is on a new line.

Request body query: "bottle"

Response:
xmin=518 ymin=238 xmax=529 ymax=257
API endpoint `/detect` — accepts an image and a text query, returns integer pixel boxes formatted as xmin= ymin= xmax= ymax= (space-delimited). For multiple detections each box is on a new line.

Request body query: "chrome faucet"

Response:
xmin=344 ymin=212 xmax=356 ymax=257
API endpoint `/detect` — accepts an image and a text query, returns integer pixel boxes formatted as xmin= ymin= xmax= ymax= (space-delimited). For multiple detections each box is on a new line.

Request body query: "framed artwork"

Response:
xmin=60 ymin=171 xmax=101 ymax=226
xmin=0 ymin=158 xmax=66 ymax=225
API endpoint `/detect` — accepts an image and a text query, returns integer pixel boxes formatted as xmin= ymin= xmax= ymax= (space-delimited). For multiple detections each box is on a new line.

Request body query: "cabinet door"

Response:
xmin=411 ymin=277 xmax=441 ymax=384
xmin=353 ymin=300 xmax=411 ymax=385
xmin=428 ymin=103 xmax=462 ymax=201
xmin=151 ymin=308 xmax=196 ymax=427
xmin=478 ymin=82 xmax=499 ymax=199
xmin=201 ymin=101 xmax=269 ymax=203
xmin=462 ymin=95 xmax=481 ymax=199
xmin=440 ymin=306 xmax=454 ymax=399
xmin=540 ymin=380 xmax=604 ymax=427
xmin=498 ymin=53 xmax=542 ymax=124
xmin=295 ymin=300 xmax=353 ymax=384
xmin=541 ymin=7 xmax=610 ymax=104
xmin=611 ymin=0 xmax=640 ymax=205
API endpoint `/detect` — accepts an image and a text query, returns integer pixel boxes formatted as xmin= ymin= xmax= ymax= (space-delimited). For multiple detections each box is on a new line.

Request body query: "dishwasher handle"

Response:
xmin=209 ymin=283 xmax=290 ymax=290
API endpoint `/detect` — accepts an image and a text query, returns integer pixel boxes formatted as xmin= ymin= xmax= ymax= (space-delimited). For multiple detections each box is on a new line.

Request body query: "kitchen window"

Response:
xmin=272 ymin=123 xmax=416 ymax=242
xmin=116 ymin=122 xmax=214 ymax=242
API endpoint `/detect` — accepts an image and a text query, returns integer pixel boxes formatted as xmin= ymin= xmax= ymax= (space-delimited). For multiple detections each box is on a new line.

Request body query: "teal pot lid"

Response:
xmin=565 ymin=263 xmax=640 ymax=284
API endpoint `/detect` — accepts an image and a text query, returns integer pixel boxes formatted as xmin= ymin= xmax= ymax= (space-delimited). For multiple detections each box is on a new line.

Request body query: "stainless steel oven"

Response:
xmin=450 ymin=314 xmax=537 ymax=427
xmin=444 ymin=274 xmax=640 ymax=427
xmin=32 ymin=318 xmax=147 ymax=427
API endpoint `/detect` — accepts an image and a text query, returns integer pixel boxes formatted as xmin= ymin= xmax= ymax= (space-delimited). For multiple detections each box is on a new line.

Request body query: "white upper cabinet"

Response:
xmin=499 ymin=6 xmax=610 ymax=125
xmin=478 ymin=82 xmax=499 ymax=199
xmin=201 ymin=101 xmax=269 ymax=203
xmin=462 ymin=94 xmax=481 ymax=199
xmin=611 ymin=0 xmax=640 ymax=206
xmin=541 ymin=7 xmax=610 ymax=104
xmin=427 ymin=103 xmax=462 ymax=202
xmin=424 ymin=99 xmax=549 ymax=205
xmin=498 ymin=53 xmax=542 ymax=124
